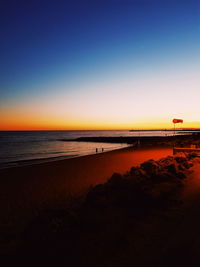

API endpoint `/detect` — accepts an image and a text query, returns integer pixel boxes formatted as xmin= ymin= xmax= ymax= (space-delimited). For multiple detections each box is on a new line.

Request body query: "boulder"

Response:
xmin=140 ymin=160 xmax=160 ymax=175
xmin=129 ymin=166 xmax=147 ymax=182
xmin=174 ymin=157 xmax=187 ymax=164
xmin=164 ymin=163 xmax=178 ymax=175
xmin=108 ymin=173 xmax=123 ymax=185
xmin=187 ymin=152 xmax=198 ymax=159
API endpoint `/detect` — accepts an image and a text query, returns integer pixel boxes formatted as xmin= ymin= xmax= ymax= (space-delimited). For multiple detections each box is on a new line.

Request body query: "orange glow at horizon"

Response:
xmin=1 ymin=95 xmax=200 ymax=130
xmin=1 ymin=111 xmax=200 ymax=131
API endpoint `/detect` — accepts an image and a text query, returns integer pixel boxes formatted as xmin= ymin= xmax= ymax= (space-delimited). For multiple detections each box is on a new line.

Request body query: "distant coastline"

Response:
xmin=129 ymin=129 xmax=200 ymax=132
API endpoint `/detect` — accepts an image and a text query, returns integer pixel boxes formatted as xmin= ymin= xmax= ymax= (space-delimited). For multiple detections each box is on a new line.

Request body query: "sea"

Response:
xmin=0 ymin=130 xmax=190 ymax=168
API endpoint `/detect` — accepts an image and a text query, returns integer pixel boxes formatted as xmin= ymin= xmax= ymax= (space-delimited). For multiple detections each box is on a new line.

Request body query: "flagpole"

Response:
xmin=174 ymin=122 xmax=175 ymax=136
xmin=172 ymin=119 xmax=183 ymax=152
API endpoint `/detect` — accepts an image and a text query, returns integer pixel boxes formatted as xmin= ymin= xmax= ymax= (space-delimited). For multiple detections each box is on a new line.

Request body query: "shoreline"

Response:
xmin=0 ymin=144 xmax=130 ymax=170
xmin=1 ymin=133 xmax=199 ymax=169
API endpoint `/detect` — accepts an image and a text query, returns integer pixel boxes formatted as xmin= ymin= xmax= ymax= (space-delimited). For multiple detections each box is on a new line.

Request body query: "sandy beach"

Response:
xmin=1 ymin=143 xmax=200 ymax=267
xmin=0 ymin=146 xmax=172 ymax=230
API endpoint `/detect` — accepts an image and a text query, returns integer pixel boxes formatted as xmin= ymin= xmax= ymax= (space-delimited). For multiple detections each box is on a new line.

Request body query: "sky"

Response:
xmin=0 ymin=0 xmax=200 ymax=130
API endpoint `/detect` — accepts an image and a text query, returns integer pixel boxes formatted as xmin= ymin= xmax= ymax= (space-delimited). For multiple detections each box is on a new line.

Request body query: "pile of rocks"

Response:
xmin=85 ymin=155 xmax=194 ymax=214
xmin=21 ymin=154 xmax=197 ymax=266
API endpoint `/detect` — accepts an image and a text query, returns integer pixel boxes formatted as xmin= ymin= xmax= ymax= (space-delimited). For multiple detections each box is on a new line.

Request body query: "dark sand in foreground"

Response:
xmin=1 ymin=145 xmax=200 ymax=266
xmin=0 ymin=146 xmax=172 ymax=230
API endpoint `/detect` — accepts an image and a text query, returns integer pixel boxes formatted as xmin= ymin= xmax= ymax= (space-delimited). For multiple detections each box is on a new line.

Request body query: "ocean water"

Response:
xmin=0 ymin=130 xmax=187 ymax=168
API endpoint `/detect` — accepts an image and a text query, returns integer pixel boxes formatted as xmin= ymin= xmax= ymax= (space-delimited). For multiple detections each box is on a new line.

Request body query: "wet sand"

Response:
xmin=0 ymin=146 xmax=172 ymax=230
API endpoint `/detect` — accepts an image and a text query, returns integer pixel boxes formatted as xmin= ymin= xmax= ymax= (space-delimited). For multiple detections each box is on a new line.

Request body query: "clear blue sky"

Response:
xmin=1 ymin=0 xmax=200 ymax=129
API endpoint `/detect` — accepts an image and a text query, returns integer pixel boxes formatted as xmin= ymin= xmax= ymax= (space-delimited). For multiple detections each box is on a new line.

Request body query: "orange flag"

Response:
xmin=172 ymin=119 xmax=183 ymax=124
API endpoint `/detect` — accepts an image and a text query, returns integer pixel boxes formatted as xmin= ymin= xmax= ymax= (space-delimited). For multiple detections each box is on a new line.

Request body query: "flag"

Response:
xmin=172 ymin=119 xmax=183 ymax=124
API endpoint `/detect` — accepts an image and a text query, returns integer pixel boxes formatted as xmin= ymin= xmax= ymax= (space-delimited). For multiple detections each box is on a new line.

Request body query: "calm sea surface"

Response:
xmin=0 ymin=130 xmax=183 ymax=168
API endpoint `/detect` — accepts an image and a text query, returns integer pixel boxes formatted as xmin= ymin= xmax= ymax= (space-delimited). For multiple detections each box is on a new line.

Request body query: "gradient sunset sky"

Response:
xmin=1 ymin=0 xmax=200 ymax=130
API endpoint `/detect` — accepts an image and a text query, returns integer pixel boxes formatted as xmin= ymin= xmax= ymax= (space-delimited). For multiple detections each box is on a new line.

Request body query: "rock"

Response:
xmin=140 ymin=160 xmax=160 ymax=175
xmin=178 ymin=164 xmax=185 ymax=171
xmin=187 ymin=152 xmax=198 ymax=159
xmin=176 ymin=172 xmax=186 ymax=179
xmin=174 ymin=157 xmax=187 ymax=164
xmin=164 ymin=163 xmax=178 ymax=175
xmin=108 ymin=173 xmax=123 ymax=185
xmin=159 ymin=156 xmax=174 ymax=166
xmin=182 ymin=161 xmax=191 ymax=169
xmin=129 ymin=166 xmax=147 ymax=182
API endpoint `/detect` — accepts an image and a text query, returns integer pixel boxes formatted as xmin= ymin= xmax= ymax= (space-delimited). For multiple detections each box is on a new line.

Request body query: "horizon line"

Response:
xmin=1 ymin=128 xmax=200 ymax=132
